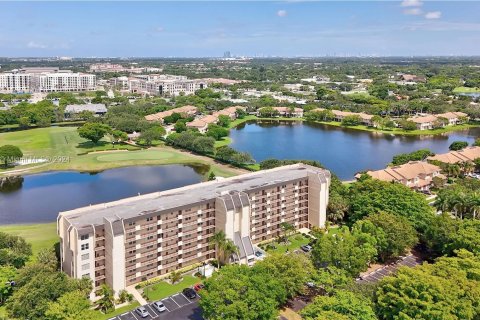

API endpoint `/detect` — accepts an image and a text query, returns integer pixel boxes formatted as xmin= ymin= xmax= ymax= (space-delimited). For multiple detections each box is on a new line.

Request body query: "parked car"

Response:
xmin=255 ymin=251 xmax=263 ymax=257
xmin=301 ymin=245 xmax=312 ymax=252
xmin=306 ymin=281 xmax=316 ymax=288
xmin=193 ymin=283 xmax=205 ymax=292
xmin=135 ymin=307 xmax=149 ymax=318
xmin=152 ymin=301 xmax=167 ymax=313
xmin=183 ymin=287 xmax=197 ymax=299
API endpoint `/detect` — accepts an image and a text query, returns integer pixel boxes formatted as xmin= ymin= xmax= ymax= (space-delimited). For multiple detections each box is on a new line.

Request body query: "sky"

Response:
xmin=0 ymin=1 xmax=479 ymax=57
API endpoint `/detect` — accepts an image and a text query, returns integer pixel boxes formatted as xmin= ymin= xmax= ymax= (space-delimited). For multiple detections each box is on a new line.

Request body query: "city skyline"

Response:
xmin=1 ymin=1 xmax=479 ymax=57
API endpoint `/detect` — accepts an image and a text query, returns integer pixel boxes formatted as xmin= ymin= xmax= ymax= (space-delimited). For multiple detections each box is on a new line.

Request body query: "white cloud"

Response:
xmin=425 ymin=11 xmax=442 ymax=19
xmin=403 ymin=8 xmax=422 ymax=15
xmin=401 ymin=0 xmax=422 ymax=7
xmin=154 ymin=26 xmax=164 ymax=32
xmin=27 ymin=41 xmax=47 ymax=49
xmin=277 ymin=10 xmax=287 ymax=17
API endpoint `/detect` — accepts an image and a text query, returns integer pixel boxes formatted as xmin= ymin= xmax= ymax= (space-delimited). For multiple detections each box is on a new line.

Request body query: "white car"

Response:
xmin=153 ymin=301 xmax=167 ymax=313
xmin=135 ymin=306 xmax=149 ymax=318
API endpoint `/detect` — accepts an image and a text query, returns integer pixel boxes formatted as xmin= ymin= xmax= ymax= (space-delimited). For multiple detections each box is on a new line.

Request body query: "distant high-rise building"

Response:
xmin=223 ymin=51 xmax=231 ymax=58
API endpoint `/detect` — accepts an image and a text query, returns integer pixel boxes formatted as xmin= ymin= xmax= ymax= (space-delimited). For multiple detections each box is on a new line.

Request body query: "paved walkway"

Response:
xmin=126 ymin=285 xmax=148 ymax=306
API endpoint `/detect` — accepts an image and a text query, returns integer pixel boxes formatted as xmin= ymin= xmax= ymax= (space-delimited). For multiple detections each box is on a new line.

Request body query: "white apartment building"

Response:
xmin=0 ymin=73 xmax=31 ymax=93
xmin=30 ymin=72 xmax=96 ymax=93
xmin=128 ymin=74 xmax=207 ymax=96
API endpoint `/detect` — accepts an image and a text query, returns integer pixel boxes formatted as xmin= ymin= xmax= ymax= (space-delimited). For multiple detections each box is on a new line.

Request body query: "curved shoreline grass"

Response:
xmin=230 ymin=116 xmax=480 ymax=136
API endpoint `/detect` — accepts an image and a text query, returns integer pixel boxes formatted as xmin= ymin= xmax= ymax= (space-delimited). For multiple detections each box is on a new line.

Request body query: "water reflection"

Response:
xmin=0 ymin=165 xmax=206 ymax=224
xmin=230 ymin=120 xmax=480 ymax=180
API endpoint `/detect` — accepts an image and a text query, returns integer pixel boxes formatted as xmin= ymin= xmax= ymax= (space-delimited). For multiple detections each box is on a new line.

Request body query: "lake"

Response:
xmin=230 ymin=120 xmax=480 ymax=180
xmin=0 ymin=165 xmax=206 ymax=224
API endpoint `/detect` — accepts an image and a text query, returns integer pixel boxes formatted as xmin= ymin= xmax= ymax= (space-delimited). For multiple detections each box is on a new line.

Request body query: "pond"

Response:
xmin=0 ymin=165 xmax=206 ymax=224
xmin=230 ymin=120 xmax=480 ymax=180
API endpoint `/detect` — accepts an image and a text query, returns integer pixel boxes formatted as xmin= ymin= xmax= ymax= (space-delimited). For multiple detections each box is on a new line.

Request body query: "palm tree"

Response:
xmin=169 ymin=271 xmax=182 ymax=284
xmin=460 ymin=161 xmax=474 ymax=176
xmin=96 ymin=284 xmax=115 ymax=314
xmin=221 ymin=239 xmax=239 ymax=266
xmin=280 ymin=222 xmax=295 ymax=244
xmin=209 ymin=231 xmax=227 ymax=267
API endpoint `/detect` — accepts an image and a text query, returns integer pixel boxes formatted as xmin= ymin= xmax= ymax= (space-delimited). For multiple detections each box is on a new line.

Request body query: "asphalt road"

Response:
xmin=108 ymin=293 xmax=203 ymax=320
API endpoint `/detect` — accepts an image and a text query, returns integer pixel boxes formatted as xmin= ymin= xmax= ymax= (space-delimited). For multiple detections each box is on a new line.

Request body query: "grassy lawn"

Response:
xmin=0 ymin=222 xmax=58 ymax=259
xmin=264 ymin=234 xmax=310 ymax=254
xmin=453 ymin=86 xmax=480 ymax=93
xmin=0 ymin=126 xmax=244 ymax=177
xmin=214 ymin=136 xmax=232 ymax=148
xmin=94 ymin=301 xmax=140 ymax=320
xmin=228 ymin=115 xmax=257 ymax=129
xmin=143 ymin=275 xmax=200 ymax=302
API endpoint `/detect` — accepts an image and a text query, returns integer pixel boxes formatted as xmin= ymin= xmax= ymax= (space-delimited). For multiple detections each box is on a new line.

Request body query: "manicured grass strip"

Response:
xmin=0 ymin=222 xmax=58 ymax=258
xmin=143 ymin=275 xmax=200 ymax=301
xmin=265 ymin=234 xmax=310 ymax=254
xmin=453 ymin=86 xmax=480 ymax=93
xmin=94 ymin=301 xmax=140 ymax=320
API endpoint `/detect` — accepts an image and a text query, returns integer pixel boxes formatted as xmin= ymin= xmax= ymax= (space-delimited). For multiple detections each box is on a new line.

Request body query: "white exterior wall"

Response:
xmin=31 ymin=73 xmax=96 ymax=92
xmin=0 ymin=73 xmax=31 ymax=93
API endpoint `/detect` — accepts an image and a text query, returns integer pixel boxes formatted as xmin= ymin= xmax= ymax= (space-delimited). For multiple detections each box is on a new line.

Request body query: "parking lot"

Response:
xmin=108 ymin=292 xmax=202 ymax=320
xmin=357 ymin=254 xmax=423 ymax=284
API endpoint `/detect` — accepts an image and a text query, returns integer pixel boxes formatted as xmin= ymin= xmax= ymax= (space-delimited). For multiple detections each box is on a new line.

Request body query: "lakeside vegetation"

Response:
xmin=238 ymin=116 xmax=480 ymax=136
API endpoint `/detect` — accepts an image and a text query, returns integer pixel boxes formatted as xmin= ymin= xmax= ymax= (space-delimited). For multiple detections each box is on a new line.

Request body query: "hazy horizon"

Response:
xmin=1 ymin=1 xmax=479 ymax=57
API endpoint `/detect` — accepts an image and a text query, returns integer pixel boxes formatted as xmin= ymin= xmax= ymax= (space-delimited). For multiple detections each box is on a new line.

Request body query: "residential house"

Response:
xmin=427 ymin=146 xmax=480 ymax=164
xmin=407 ymin=115 xmax=438 ymax=130
xmin=272 ymin=107 xmax=304 ymax=117
xmin=145 ymin=105 xmax=197 ymax=123
xmin=435 ymin=112 xmax=469 ymax=126
xmin=356 ymin=161 xmax=444 ymax=191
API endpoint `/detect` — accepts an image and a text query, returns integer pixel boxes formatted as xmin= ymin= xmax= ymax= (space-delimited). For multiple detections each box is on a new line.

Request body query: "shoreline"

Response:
xmin=230 ymin=116 xmax=480 ymax=136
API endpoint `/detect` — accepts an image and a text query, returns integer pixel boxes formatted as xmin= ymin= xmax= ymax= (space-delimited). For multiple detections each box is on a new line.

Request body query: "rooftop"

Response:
xmin=59 ymin=164 xmax=330 ymax=229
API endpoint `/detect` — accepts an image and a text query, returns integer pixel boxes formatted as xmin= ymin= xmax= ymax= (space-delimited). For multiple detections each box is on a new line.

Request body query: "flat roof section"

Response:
xmin=59 ymin=164 xmax=330 ymax=229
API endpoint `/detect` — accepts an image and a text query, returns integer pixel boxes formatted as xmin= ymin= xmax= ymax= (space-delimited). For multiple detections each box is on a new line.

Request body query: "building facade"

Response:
xmin=129 ymin=74 xmax=207 ymax=96
xmin=30 ymin=72 xmax=96 ymax=92
xmin=57 ymin=164 xmax=330 ymax=296
xmin=0 ymin=73 xmax=31 ymax=93
xmin=356 ymin=161 xmax=444 ymax=191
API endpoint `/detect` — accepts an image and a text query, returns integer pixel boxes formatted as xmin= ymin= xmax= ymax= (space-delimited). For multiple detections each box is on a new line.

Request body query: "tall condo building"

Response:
xmin=57 ymin=164 xmax=330 ymax=296
xmin=30 ymin=71 xmax=96 ymax=92
xmin=0 ymin=67 xmax=96 ymax=93
xmin=128 ymin=74 xmax=207 ymax=96
xmin=0 ymin=73 xmax=30 ymax=93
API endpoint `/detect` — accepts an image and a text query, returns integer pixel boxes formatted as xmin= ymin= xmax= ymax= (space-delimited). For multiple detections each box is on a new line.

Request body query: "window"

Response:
xmin=82 ymin=263 xmax=90 ymax=271
xmin=81 ymin=243 xmax=89 ymax=250
xmin=80 ymin=234 xmax=89 ymax=241
xmin=128 ymin=221 xmax=136 ymax=226
xmin=146 ymin=217 xmax=153 ymax=222
xmin=81 ymin=253 xmax=89 ymax=261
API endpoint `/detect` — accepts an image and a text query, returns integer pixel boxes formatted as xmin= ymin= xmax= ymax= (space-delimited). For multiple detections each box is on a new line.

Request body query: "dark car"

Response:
xmin=183 ymin=287 xmax=197 ymax=299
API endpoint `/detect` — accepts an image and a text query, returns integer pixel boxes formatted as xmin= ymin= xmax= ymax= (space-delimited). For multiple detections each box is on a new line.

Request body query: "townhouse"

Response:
xmin=144 ymin=105 xmax=198 ymax=123
xmin=57 ymin=164 xmax=330 ymax=297
xmin=186 ymin=106 xmax=244 ymax=133
xmin=357 ymin=161 xmax=444 ymax=191
xmin=408 ymin=112 xmax=469 ymax=130
xmin=427 ymin=146 xmax=480 ymax=164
